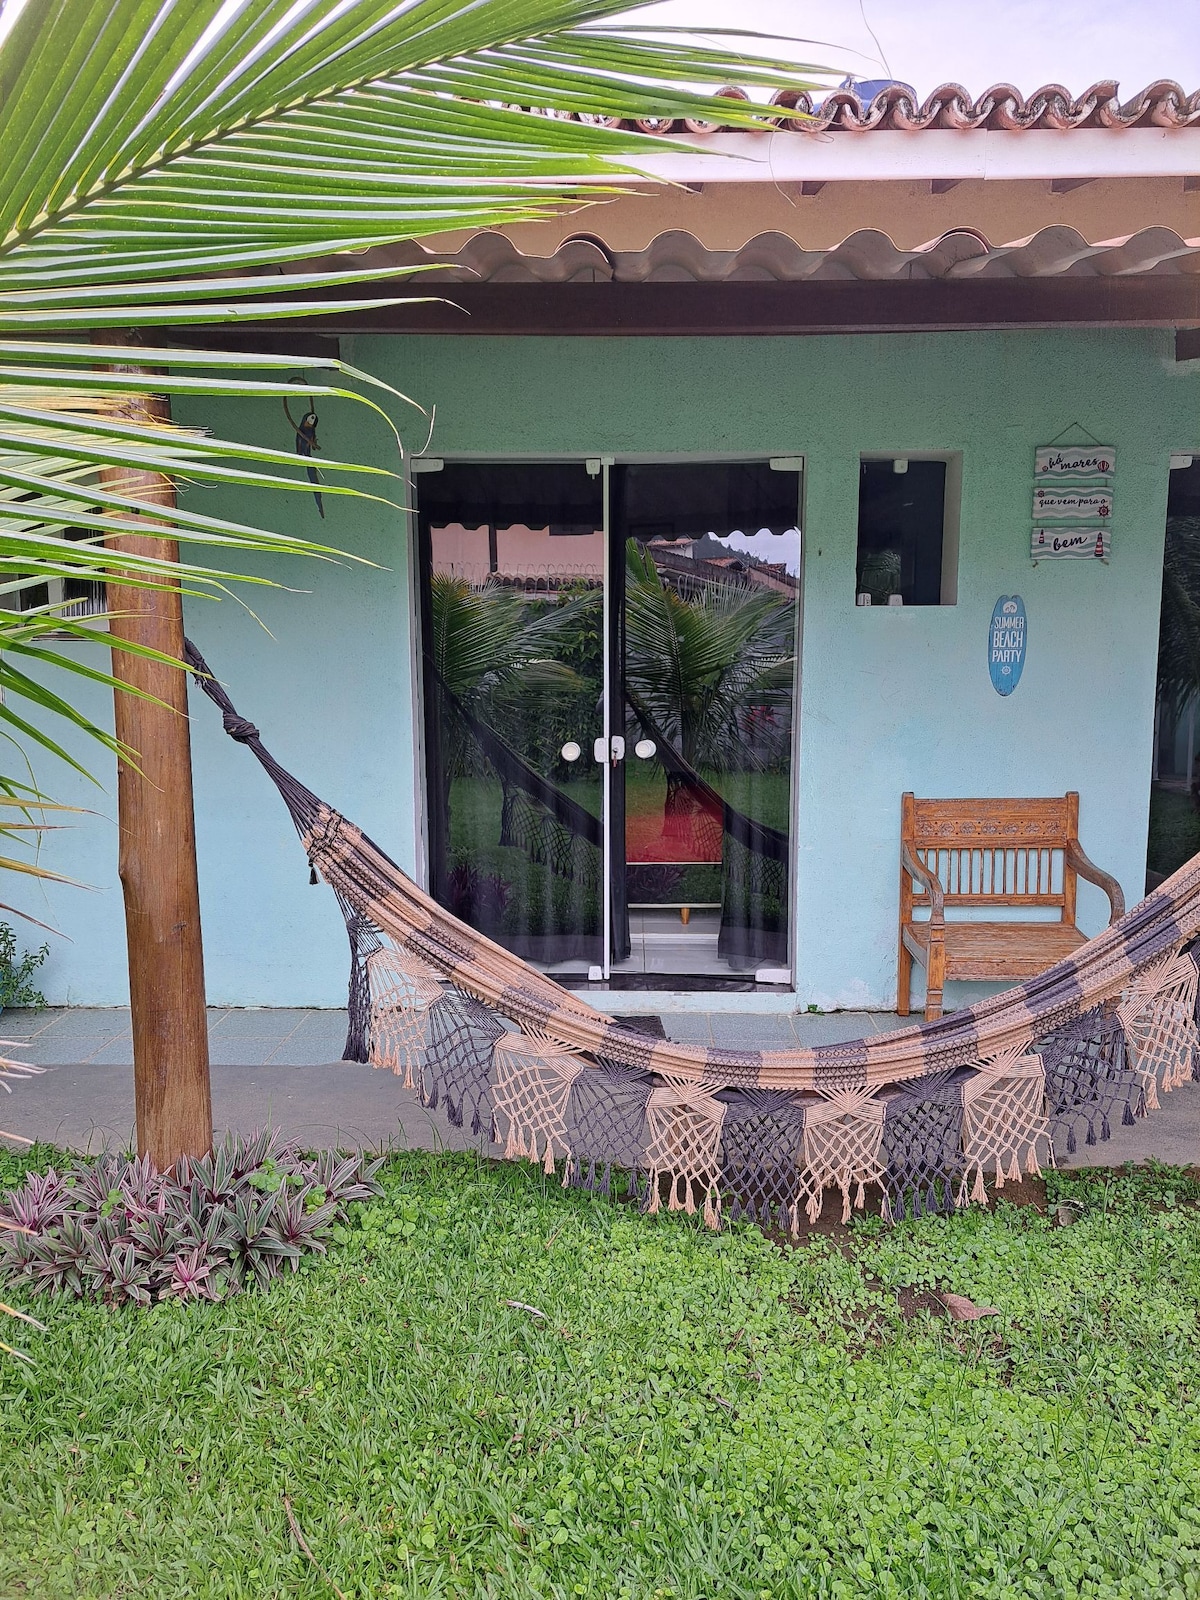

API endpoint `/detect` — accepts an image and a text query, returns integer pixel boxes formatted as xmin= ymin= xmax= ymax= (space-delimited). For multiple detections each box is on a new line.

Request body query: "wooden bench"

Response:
xmin=898 ymin=792 xmax=1125 ymax=1022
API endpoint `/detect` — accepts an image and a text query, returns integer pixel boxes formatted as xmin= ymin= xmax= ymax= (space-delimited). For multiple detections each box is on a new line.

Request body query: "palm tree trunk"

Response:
xmin=98 ymin=333 xmax=212 ymax=1168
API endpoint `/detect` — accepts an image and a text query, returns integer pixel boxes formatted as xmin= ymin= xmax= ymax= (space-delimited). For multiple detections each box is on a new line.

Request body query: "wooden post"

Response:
xmin=99 ymin=336 xmax=212 ymax=1167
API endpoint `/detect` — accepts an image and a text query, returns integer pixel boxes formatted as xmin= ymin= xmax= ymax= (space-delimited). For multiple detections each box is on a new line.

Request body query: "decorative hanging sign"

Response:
xmin=1032 ymin=487 xmax=1113 ymax=522
xmin=1032 ymin=441 xmax=1115 ymax=563
xmin=1031 ymin=526 xmax=1110 ymax=560
xmin=988 ymin=595 xmax=1027 ymax=696
xmin=1034 ymin=446 xmax=1116 ymax=480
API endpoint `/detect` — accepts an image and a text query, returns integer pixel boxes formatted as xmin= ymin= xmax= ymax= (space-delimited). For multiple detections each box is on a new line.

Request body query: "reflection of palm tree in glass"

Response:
xmin=1159 ymin=517 xmax=1200 ymax=723
xmin=430 ymin=573 xmax=586 ymax=710
xmin=429 ymin=574 xmax=598 ymax=774
xmin=624 ymin=543 xmax=795 ymax=773
xmin=427 ymin=575 xmax=605 ymax=945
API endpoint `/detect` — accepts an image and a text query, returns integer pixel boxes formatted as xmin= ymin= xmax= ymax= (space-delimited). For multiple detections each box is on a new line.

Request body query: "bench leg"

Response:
xmin=897 ymin=938 xmax=913 ymax=1017
xmin=924 ymin=936 xmax=946 ymax=1023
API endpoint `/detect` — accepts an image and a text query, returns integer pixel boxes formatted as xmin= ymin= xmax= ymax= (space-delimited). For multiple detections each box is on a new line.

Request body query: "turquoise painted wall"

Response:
xmin=11 ymin=330 xmax=1199 ymax=1010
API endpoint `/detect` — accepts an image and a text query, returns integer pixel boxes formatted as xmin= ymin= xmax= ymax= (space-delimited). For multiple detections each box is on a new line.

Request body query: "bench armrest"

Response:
xmin=1066 ymin=839 xmax=1125 ymax=924
xmin=901 ymin=844 xmax=945 ymax=922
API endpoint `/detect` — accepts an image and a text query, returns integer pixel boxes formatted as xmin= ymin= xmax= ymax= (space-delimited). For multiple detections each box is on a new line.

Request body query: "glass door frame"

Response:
xmin=410 ymin=451 xmax=805 ymax=992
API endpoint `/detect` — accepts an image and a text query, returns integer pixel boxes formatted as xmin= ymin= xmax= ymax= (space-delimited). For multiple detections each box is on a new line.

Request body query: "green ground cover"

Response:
xmin=2 ymin=1146 xmax=1200 ymax=1600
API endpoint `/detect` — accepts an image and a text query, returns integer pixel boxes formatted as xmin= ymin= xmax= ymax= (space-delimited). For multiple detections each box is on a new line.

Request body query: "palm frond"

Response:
xmin=0 ymin=2 xmax=831 ymax=298
xmin=0 ymin=1 xmax=830 ymax=784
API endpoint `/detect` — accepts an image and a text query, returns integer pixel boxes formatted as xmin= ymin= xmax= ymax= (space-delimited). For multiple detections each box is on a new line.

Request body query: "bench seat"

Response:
xmin=898 ymin=792 xmax=1124 ymax=1021
xmin=902 ymin=920 xmax=1086 ymax=982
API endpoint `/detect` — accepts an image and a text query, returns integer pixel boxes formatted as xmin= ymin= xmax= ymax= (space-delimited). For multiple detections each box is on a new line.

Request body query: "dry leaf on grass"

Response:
xmin=938 ymin=1292 xmax=1001 ymax=1321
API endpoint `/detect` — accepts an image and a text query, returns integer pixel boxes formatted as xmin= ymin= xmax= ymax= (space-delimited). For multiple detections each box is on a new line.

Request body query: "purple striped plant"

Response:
xmin=0 ymin=1131 xmax=381 ymax=1307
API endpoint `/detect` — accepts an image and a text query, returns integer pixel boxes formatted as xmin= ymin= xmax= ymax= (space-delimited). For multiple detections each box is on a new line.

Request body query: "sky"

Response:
xmin=1 ymin=0 xmax=1195 ymax=98
xmin=637 ymin=0 xmax=1200 ymax=99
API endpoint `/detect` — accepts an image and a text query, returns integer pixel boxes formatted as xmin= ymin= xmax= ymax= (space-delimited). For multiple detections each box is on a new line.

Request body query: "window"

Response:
xmin=855 ymin=456 xmax=959 ymax=606
xmin=5 ymin=529 xmax=106 ymax=622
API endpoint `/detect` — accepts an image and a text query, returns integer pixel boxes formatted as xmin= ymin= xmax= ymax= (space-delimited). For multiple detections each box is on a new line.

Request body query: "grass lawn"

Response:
xmin=3 ymin=1148 xmax=1200 ymax=1599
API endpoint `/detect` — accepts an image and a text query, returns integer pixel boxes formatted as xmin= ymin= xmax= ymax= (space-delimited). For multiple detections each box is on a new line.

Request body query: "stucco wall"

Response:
xmin=11 ymin=329 xmax=1199 ymax=1009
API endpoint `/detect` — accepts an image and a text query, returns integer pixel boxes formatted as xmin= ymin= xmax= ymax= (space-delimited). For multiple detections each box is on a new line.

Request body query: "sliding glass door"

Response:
xmin=416 ymin=462 xmax=605 ymax=967
xmin=416 ymin=458 xmax=802 ymax=988
xmin=611 ymin=463 xmax=801 ymax=982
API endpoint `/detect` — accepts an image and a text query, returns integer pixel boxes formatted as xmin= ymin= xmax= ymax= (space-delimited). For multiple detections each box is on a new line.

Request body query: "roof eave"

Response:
xmin=602 ymin=128 xmax=1200 ymax=187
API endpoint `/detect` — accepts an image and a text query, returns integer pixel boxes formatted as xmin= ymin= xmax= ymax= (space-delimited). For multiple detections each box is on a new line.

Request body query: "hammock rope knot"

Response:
xmin=221 ymin=713 xmax=261 ymax=744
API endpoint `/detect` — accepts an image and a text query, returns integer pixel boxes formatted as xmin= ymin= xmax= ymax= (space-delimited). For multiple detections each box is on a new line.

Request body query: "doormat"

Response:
xmin=609 ymin=1014 xmax=668 ymax=1039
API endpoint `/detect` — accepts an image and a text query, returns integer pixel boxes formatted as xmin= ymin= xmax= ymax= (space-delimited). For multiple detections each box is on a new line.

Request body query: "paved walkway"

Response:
xmin=2 ymin=1008 xmax=1197 ymax=1170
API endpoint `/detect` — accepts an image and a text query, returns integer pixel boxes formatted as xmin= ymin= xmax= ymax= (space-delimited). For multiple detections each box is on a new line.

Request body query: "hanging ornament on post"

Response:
xmin=283 ymin=380 xmax=324 ymax=518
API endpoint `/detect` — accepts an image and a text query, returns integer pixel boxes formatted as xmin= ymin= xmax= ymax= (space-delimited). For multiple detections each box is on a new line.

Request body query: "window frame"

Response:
xmin=856 ymin=451 xmax=962 ymax=608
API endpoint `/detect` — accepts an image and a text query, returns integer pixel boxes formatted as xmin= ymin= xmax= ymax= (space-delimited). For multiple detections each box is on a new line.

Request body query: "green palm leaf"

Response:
xmin=0 ymin=0 xmax=829 ymax=802
xmin=0 ymin=2 xmax=830 ymax=295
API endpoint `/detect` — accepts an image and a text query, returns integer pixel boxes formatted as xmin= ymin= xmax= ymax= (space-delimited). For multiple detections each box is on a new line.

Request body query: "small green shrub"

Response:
xmin=0 ymin=920 xmax=48 ymax=1010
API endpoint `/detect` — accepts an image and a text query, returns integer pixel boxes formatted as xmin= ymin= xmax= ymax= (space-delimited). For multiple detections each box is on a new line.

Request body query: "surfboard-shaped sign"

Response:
xmin=989 ymin=596 xmax=1026 ymax=696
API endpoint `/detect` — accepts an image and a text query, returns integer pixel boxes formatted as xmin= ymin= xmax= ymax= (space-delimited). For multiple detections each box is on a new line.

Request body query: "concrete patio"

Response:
xmin=1 ymin=1006 xmax=1196 ymax=1170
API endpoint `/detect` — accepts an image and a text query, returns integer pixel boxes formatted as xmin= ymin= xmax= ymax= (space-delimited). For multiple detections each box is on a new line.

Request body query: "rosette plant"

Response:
xmin=0 ymin=0 xmax=831 ymax=1164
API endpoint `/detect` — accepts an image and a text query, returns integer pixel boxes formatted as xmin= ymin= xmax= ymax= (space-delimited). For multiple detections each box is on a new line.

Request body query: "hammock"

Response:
xmin=187 ymin=640 xmax=1200 ymax=1226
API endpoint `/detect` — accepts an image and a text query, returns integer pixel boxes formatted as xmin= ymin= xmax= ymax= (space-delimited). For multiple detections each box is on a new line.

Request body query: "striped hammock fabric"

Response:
xmin=187 ymin=642 xmax=1200 ymax=1225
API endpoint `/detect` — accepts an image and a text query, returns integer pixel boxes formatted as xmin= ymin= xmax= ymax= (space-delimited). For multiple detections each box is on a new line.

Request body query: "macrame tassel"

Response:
xmin=703 ymin=1188 xmax=721 ymax=1231
xmin=1124 ymin=1098 xmax=1137 ymax=1126
xmin=970 ymin=1166 xmax=988 ymax=1206
xmin=1066 ymin=1124 xmax=1077 ymax=1155
xmin=840 ymin=1185 xmax=852 ymax=1225
xmin=543 ymin=1139 xmax=557 ymax=1177
xmin=1143 ymin=1076 xmax=1161 ymax=1112
xmin=1163 ymin=1053 xmax=1191 ymax=1094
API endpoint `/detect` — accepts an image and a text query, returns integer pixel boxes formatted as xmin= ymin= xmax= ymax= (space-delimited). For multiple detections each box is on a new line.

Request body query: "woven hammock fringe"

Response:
xmin=643 ymin=1084 xmax=725 ymax=1230
xmin=355 ymin=934 xmax=1196 ymax=1222
xmin=958 ymin=1049 xmax=1050 ymax=1208
xmin=356 ymin=936 xmax=1198 ymax=1229
xmin=1118 ymin=951 xmax=1200 ymax=1110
